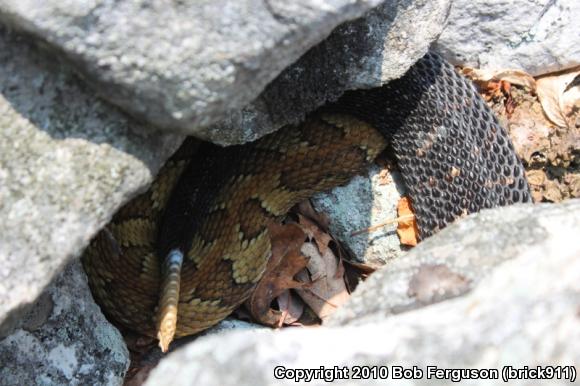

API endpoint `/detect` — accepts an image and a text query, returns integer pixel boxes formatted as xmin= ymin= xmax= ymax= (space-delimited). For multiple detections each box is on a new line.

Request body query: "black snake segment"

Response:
xmin=82 ymin=52 xmax=532 ymax=351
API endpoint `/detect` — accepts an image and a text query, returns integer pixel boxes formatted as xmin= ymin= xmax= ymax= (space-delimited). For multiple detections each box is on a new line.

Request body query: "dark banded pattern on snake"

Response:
xmin=82 ymin=52 xmax=531 ymax=350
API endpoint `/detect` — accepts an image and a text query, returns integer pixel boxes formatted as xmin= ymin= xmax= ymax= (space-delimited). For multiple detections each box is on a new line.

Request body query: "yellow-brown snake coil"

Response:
xmin=82 ymin=52 xmax=531 ymax=351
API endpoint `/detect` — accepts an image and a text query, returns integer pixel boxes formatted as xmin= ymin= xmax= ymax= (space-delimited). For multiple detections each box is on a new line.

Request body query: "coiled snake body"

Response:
xmin=82 ymin=52 xmax=531 ymax=350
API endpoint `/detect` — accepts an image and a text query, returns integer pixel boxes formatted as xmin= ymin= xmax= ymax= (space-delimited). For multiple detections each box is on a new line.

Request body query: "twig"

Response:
xmin=350 ymin=214 xmax=415 ymax=237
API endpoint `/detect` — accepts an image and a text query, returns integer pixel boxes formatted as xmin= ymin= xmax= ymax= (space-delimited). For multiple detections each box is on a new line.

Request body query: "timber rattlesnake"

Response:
xmin=82 ymin=52 xmax=531 ymax=351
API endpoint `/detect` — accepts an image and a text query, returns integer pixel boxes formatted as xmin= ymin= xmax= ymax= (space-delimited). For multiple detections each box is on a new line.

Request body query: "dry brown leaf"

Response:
xmin=497 ymin=80 xmax=517 ymax=116
xmin=276 ymin=289 xmax=304 ymax=325
xmin=378 ymin=168 xmax=391 ymax=185
xmin=342 ymin=259 xmax=375 ymax=294
xmin=294 ymin=200 xmax=330 ymax=231
xmin=396 ymin=197 xmax=419 ymax=246
xmin=295 ymin=242 xmax=350 ymax=322
xmin=245 ymin=222 xmax=308 ymax=327
xmin=536 ymin=68 xmax=580 ymax=128
xmin=462 ymin=67 xmax=537 ymax=91
xmin=526 ymin=169 xmax=546 ymax=186
xmin=297 ymin=213 xmax=333 ymax=255
xmin=462 ymin=67 xmax=523 ymax=117
xmin=230 ymin=305 xmax=252 ymax=323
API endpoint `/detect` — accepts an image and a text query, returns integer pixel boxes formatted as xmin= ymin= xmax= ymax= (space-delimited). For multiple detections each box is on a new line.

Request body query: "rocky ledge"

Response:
xmin=0 ymin=0 xmax=578 ymax=385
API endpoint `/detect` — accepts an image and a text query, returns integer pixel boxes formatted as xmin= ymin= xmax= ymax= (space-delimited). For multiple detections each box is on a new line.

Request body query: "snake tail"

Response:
xmin=157 ymin=249 xmax=183 ymax=352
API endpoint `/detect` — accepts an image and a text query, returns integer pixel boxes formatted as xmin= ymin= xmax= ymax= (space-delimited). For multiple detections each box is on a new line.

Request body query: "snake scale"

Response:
xmin=82 ymin=52 xmax=532 ymax=351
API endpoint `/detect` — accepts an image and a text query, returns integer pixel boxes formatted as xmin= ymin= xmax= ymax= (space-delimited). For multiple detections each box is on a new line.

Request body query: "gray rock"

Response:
xmin=312 ymin=165 xmax=407 ymax=268
xmin=0 ymin=260 xmax=129 ymax=386
xmin=436 ymin=0 xmax=580 ymax=75
xmin=0 ymin=0 xmax=385 ymax=141
xmin=0 ymin=0 xmax=450 ymax=144
xmin=144 ymin=200 xmax=580 ymax=386
xmin=124 ymin=319 xmax=265 ymax=385
xmin=327 ymin=201 xmax=568 ymax=326
xmin=200 ymin=319 xmax=265 ymax=337
xmin=207 ymin=0 xmax=451 ymax=144
xmin=0 ymin=27 xmax=181 ymax=338
xmin=172 ymin=318 xmax=266 ymax=352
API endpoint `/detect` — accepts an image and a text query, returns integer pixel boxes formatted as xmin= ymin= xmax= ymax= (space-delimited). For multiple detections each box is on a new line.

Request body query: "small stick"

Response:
xmin=350 ymin=214 xmax=415 ymax=237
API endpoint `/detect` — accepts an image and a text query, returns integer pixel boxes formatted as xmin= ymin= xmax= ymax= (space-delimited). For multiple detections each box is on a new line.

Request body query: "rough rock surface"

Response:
xmin=326 ymin=201 xmax=575 ymax=326
xmin=0 ymin=0 xmax=450 ymax=144
xmin=0 ymin=261 xmax=129 ymax=386
xmin=312 ymin=165 xmax=407 ymax=268
xmin=436 ymin=0 xmax=580 ymax=75
xmin=0 ymin=27 xmax=181 ymax=338
xmin=126 ymin=319 xmax=264 ymax=385
xmin=145 ymin=200 xmax=580 ymax=386
xmin=0 ymin=0 xmax=381 ymax=140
